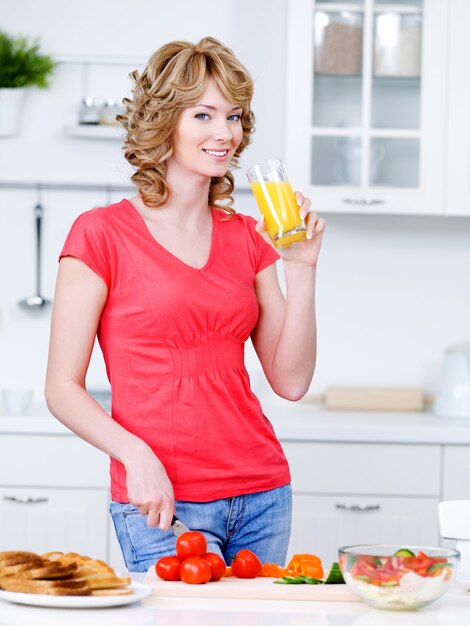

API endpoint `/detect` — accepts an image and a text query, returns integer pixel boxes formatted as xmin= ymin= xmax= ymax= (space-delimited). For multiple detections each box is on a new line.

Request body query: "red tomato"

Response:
xmin=203 ymin=552 xmax=227 ymax=581
xmin=155 ymin=555 xmax=182 ymax=581
xmin=231 ymin=549 xmax=262 ymax=579
xmin=176 ymin=531 xmax=207 ymax=560
xmin=180 ymin=556 xmax=211 ymax=584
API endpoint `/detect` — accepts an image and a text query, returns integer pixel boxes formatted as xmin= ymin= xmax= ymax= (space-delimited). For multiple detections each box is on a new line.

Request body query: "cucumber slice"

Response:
xmin=354 ymin=575 xmax=375 ymax=583
xmin=274 ymin=575 xmax=323 ymax=585
xmin=428 ymin=562 xmax=449 ymax=572
xmin=393 ymin=548 xmax=416 ymax=557
xmin=323 ymin=563 xmax=345 ymax=584
xmin=274 ymin=576 xmax=306 ymax=585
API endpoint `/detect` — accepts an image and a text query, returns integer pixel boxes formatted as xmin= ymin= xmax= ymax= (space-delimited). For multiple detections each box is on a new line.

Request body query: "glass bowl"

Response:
xmin=338 ymin=544 xmax=459 ymax=611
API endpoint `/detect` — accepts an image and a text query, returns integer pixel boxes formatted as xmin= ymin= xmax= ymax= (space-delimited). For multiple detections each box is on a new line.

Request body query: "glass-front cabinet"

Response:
xmin=286 ymin=0 xmax=448 ymax=214
xmin=445 ymin=0 xmax=470 ymax=216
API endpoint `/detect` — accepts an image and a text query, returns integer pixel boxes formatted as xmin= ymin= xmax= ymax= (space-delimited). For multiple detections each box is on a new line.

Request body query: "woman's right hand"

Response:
xmin=124 ymin=446 xmax=175 ymax=530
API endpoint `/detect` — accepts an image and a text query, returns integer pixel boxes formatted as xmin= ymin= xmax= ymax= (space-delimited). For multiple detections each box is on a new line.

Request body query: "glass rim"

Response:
xmin=246 ymin=157 xmax=284 ymax=173
xmin=338 ymin=544 xmax=460 ymax=559
xmin=246 ymin=158 xmax=288 ymax=183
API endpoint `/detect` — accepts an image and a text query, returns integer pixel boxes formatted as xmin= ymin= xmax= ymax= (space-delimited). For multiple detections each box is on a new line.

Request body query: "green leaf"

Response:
xmin=0 ymin=31 xmax=56 ymax=88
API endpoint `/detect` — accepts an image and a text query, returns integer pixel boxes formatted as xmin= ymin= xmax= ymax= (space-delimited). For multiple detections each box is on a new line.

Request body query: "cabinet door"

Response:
xmin=288 ymin=494 xmax=440 ymax=566
xmin=282 ymin=441 xmax=441 ymax=496
xmin=286 ymin=0 xmax=447 ymax=215
xmin=0 ymin=434 xmax=109 ymax=488
xmin=445 ymin=0 xmax=470 ymax=215
xmin=442 ymin=445 xmax=470 ymax=499
xmin=0 ymin=487 xmax=109 ymax=560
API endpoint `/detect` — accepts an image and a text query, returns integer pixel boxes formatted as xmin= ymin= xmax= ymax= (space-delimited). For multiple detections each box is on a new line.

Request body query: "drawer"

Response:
xmin=0 ymin=435 xmax=109 ymax=488
xmin=288 ymin=493 xmax=440 ymax=566
xmin=281 ymin=441 xmax=441 ymax=496
xmin=0 ymin=486 xmax=109 ymax=559
xmin=442 ymin=445 xmax=470 ymax=499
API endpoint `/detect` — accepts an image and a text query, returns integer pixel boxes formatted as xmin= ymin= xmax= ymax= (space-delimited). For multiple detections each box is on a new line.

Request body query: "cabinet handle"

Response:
xmin=342 ymin=198 xmax=385 ymax=206
xmin=336 ymin=503 xmax=381 ymax=512
xmin=3 ymin=495 xmax=48 ymax=504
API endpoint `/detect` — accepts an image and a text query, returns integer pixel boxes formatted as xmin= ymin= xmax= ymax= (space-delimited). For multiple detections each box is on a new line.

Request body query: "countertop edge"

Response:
xmin=3 ymin=401 xmax=470 ymax=444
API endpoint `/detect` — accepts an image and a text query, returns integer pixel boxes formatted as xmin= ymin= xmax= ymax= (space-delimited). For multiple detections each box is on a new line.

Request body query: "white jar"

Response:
xmin=374 ymin=13 xmax=422 ymax=77
xmin=99 ymin=99 xmax=124 ymax=126
xmin=314 ymin=11 xmax=363 ymax=76
xmin=78 ymin=97 xmax=103 ymax=125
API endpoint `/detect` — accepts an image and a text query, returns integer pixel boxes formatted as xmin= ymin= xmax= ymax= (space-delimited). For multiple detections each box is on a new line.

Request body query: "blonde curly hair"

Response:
xmin=118 ymin=37 xmax=255 ymax=213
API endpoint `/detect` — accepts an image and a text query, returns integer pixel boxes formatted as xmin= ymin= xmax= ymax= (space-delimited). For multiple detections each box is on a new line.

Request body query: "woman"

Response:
xmin=45 ymin=37 xmax=325 ymax=573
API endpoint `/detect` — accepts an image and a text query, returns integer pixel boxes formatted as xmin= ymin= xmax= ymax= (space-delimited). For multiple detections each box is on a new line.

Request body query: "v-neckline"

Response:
xmin=123 ymin=198 xmax=217 ymax=272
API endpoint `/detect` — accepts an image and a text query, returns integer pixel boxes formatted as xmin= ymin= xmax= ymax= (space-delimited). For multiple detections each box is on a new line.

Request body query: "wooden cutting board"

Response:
xmin=144 ymin=568 xmax=360 ymax=602
xmin=303 ymin=386 xmax=430 ymax=411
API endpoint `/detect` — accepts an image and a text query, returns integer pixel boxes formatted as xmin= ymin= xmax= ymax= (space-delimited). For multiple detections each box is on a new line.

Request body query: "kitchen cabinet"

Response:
xmin=0 ymin=434 xmax=112 ymax=563
xmin=281 ymin=440 xmax=467 ymax=566
xmin=2 ymin=424 xmax=470 ymax=573
xmin=288 ymin=494 xmax=439 ymax=564
xmin=0 ymin=487 xmax=108 ymax=558
xmin=444 ymin=0 xmax=470 ymax=216
xmin=285 ymin=0 xmax=448 ymax=214
xmin=442 ymin=446 xmax=470 ymax=500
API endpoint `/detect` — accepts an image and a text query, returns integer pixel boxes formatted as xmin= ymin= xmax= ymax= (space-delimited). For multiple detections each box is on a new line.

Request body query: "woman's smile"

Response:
xmin=202 ymin=148 xmax=230 ymax=160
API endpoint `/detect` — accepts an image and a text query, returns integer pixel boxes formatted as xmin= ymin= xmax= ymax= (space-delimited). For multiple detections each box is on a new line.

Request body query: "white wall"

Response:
xmin=1 ymin=0 xmax=469 ymax=408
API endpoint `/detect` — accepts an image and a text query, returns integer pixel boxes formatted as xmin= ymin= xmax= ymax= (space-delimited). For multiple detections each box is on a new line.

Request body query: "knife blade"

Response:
xmin=171 ymin=514 xmax=190 ymax=537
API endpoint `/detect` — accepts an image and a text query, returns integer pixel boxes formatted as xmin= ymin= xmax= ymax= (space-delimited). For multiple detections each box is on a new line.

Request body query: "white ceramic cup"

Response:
xmin=2 ymin=388 xmax=33 ymax=416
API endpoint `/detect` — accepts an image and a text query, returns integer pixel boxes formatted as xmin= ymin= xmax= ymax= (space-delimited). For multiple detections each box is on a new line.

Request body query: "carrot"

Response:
xmin=223 ymin=566 xmax=233 ymax=577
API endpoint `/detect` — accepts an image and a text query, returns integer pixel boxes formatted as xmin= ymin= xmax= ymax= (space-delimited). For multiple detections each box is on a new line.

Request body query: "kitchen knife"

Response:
xmin=171 ymin=515 xmax=190 ymax=537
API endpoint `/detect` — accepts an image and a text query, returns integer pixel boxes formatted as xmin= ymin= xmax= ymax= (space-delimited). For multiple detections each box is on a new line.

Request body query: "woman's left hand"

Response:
xmin=255 ymin=192 xmax=325 ymax=266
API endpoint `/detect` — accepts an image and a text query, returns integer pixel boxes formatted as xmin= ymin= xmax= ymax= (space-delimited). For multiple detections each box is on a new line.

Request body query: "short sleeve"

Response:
xmin=240 ymin=214 xmax=279 ymax=274
xmin=59 ymin=209 xmax=111 ymax=288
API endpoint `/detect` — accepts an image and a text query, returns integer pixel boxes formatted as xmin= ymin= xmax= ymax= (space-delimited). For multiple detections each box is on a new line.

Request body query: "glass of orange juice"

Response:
xmin=246 ymin=159 xmax=306 ymax=248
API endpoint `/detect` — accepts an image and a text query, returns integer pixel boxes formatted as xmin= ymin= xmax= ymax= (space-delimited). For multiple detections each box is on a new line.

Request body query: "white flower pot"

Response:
xmin=0 ymin=88 xmax=27 ymax=137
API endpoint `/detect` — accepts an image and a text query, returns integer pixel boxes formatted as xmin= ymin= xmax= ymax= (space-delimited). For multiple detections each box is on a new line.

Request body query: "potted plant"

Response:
xmin=0 ymin=31 xmax=56 ymax=137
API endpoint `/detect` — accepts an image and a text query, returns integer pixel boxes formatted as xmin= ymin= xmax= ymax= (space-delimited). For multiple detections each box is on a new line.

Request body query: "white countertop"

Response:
xmin=265 ymin=399 xmax=470 ymax=444
xmin=3 ymin=399 xmax=470 ymax=444
xmin=0 ymin=587 xmax=469 ymax=626
xmin=0 ymin=403 xmax=71 ymax=435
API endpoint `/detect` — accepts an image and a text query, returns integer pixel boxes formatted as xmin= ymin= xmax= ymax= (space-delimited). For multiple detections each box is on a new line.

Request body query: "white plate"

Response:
xmin=0 ymin=581 xmax=151 ymax=609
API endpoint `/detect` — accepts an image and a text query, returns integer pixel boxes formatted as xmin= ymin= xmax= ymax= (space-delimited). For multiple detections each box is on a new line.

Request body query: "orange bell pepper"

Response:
xmin=287 ymin=554 xmax=324 ymax=579
xmin=259 ymin=563 xmax=293 ymax=578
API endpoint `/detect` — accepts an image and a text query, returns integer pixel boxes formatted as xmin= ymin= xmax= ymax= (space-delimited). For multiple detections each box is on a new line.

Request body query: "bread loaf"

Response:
xmin=0 ymin=550 xmax=133 ymax=597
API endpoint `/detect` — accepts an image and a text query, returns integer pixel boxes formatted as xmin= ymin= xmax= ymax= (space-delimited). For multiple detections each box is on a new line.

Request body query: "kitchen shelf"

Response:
xmin=310 ymin=127 xmax=421 ymax=137
xmin=54 ymin=54 xmax=146 ymax=66
xmin=64 ymin=125 xmax=124 ymax=141
xmin=315 ymin=3 xmax=422 ymax=13
xmin=0 ymin=180 xmax=133 ymax=192
xmin=373 ymin=4 xmax=423 ymax=14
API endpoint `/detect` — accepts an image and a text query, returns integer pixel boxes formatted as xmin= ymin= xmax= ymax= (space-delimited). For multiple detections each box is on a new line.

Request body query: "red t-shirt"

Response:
xmin=59 ymin=199 xmax=291 ymax=502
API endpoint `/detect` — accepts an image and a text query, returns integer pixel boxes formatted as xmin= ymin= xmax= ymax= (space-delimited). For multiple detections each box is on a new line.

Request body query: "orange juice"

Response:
xmin=250 ymin=180 xmax=306 ymax=248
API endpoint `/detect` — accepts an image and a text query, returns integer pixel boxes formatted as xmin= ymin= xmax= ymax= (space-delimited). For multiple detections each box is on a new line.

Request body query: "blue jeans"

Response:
xmin=110 ymin=484 xmax=292 ymax=573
